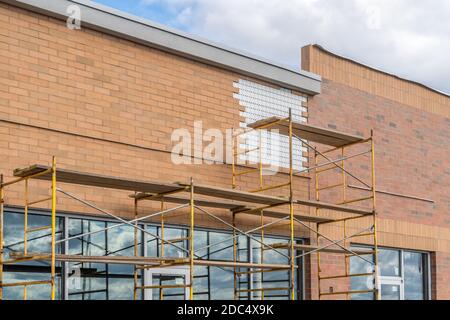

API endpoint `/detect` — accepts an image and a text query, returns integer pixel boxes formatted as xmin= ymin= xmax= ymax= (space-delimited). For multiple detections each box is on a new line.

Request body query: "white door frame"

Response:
xmin=144 ymin=266 xmax=191 ymax=300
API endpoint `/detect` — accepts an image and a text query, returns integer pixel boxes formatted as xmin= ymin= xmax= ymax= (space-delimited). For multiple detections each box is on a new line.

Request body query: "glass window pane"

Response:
xmin=350 ymin=247 xmax=374 ymax=300
xmin=158 ymin=227 xmax=188 ymax=258
xmin=68 ymin=271 xmax=107 ymax=300
xmin=2 ymin=271 xmax=62 ymax=300
xmin=350 ymin=276 xmax=374 ymax=300
xmin=209 ymin=232 xmax=233 ymax=261
xmin=199 ymin=230 xmax=235 ymax=300
xmin=235 ymin=235 xmax=249 ymax=300
xmin=351 ymin=247 xmax=429 ymax=301
xmin=379 ymin=249 xmax=400 ymax=277
xmin=3 ymin=212 xmax=303 ymax=301
xmin=146 ymin=225 xmax=158 ymax=257
xmin=251 ymin=237 xmax=295 ymax=300
xmin=68 ymin=218 xmax=107 ymax=300
xmin=4 ymin=211 xmax=63 ymax=262
xmin=152 ymin=274 xmax=186 ymax=300
xmin=3 ymin=212 xmax=25 ymax=257
xmin=381 ymin=284 xmax=401 ymax=300
xmin=210 ymin=267 xmax=234 ymax=300
xmin=193 ymin=273 xmax=209 ymax=296
xmin=194 ymin=230 xmax=208 ymax=259
xmin=2 ymin=211 xmax=63 ymax=300
xmin=67 ymin=217 xmax=140 ymax=300
xmin=108 ymin=277 xmax=137 ymax=300
xmin=403 ymin=251 xmax=425 ymax=300
xmin=107 ymin=223 xmax=139 ymax=274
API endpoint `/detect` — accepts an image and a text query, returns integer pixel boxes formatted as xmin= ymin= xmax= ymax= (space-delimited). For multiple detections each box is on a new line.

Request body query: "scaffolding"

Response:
xmin=232 ymin=112 xmax=379 ymax=300
xmin=0 ymin=114 xmax=380 ymax=301
xmin=0 ymin=159 xmax=57 ymax=300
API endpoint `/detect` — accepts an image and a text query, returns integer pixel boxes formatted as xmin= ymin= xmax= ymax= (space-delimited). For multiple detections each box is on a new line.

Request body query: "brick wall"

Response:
xmin=0 ymin=4 xmax=311 ymax=239
xmin=302 ymin=44 xmax=450 ymax=300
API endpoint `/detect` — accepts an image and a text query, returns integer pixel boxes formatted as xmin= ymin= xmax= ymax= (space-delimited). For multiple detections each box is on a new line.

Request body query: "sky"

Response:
xmin=93 ymin=0 xmax=450 ymax=94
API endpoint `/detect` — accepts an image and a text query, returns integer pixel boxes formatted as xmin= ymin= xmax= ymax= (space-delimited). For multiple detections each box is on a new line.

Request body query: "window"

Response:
xmin=403 ymin=251 xmax=428 ymax=300
xmin=379 ymin=248 xmax=401 ymax=277
xmin=350 ymin=246 xmax=430 ymax=300
xmin=234 ymin=79 xmax=308 ymax=171
xmin=146 ymin=226 xmax=303 ymax=300
xmin=1 ymin=208 xmax=304 ymax=300
xmin=67 ymin=218 xmax=141 ymax=300
xmin=193 ymin=230 xmax=236 ymax=300
xmin=249 ymin=236 xmax=301 ymax=300
xmin=2 ymin=209 xmax=63 ymax=300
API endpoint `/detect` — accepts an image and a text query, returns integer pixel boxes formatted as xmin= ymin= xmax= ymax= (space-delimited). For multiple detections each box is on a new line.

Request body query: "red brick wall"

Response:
xmin=302 ymin=45 xmax=450 ymax=300
xmin=310 ymin=79 xmax=449 ymax=226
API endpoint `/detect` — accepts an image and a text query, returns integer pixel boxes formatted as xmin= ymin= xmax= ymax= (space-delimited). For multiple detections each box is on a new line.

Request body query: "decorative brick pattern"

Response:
xmin=233 ymin=79 xmax=308 ymax=170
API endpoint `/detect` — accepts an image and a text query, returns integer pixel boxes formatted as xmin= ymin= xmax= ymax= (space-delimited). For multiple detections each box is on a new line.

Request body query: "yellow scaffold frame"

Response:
xmin=231 ymin=111 xmax=297 ymax=300
xmin=312 ymin=131 xmax=380 ymax=300
xmin=0 ymin=157 xmax=57 ymax=300
xmin=0 ymin=112 xmax=380 ymax=301
xmin=231 ymin=110 xmax=380 ymax=300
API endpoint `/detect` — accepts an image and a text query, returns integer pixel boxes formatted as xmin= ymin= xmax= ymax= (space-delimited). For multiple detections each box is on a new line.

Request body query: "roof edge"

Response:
xmin=1 ymin=0 xmax=322 ymax=95
xmin=311 ymin=44 xmax=449 ymax=99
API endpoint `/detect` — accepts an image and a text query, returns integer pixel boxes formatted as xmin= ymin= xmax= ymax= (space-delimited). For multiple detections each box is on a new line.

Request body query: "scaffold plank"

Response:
xmin=14 ymin=165 xmax=185 ymax=194
xmin=269 ymin=243 xmax=374 ymax=255
xmin=7 ymin=252 xmax=188 ymax=266
xmin=296 ymin=199 xmax=373 ymax=215
xmin=183 ymin=184 xmax=288 ymax=205
xmin=239 ymin=210 xmax=335 ymax=223
xmin=248 ymin=117 xmax=364 ymax=147
xmin=13 ymin=166 xmax=371 ymax=215
xmin=134 ymin=193 xmax=336 ymax=223
xmin=132 ymin=193 xmax=247 ymax=210
xmin=194 ymin=260 xmax=292 ymax=269
xmin=6 ymin=253 xmax=292 ymax=269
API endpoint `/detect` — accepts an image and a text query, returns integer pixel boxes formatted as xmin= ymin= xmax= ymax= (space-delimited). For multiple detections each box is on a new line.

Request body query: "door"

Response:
xmin=380 ymin=278 xmax=403 ymax=300
xmin=144 ymin=266 xmax=190 ymax=300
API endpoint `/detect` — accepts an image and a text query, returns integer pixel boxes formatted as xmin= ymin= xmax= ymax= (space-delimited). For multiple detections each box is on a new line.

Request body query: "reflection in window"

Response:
xmin=3 ymin=210 xmax=303 ymax=300
xmin=2 ymin=211 xmax=63 ymax=300
xmin=68 ymin=218 xmax=141 ymax=300
xmin=404 ymin=251 xmax=426 ymax=300
xmin=381 ymin=284 xmax=401 ymax=300
xmin=3 ymin=272 xmax=62 ymax=300
xmin=349 ymin=249 xmax=375 ymax=300
xmin=193 ymin=230 xmax=240 ymax=300
xmin=152 ymin=274 xmax=186 ymax=300
xmin=145 ymin=228 xmax=303 ymax=300
xmin=379 ymin=249 xmax=401 ymax=277
xmin=251 ymin=237 xmax=298 ymax=300
xmin=146 ymin=225 xmax=188 ymax=259
xmin=193 ymin=230 xmax=210 ymax=299
xmin=350 ymin=246 xmax=429 ymax=300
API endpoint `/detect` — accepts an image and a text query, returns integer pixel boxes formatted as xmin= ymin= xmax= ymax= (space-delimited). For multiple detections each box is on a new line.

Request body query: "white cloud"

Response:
xmin=140 ymin=0 xmax=450 ymax=94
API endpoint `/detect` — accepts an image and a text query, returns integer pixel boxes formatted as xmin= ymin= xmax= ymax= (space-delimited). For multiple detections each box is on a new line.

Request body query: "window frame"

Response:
xmin=351 ymin=244 xmax=432 ymax=300
xmin=3 ymin=206 xmax=306 ymax=300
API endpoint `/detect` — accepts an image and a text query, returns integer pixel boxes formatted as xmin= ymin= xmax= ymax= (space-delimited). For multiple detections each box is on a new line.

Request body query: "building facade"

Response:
xmin=0 ymin=0 xmax=448 ymax=300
